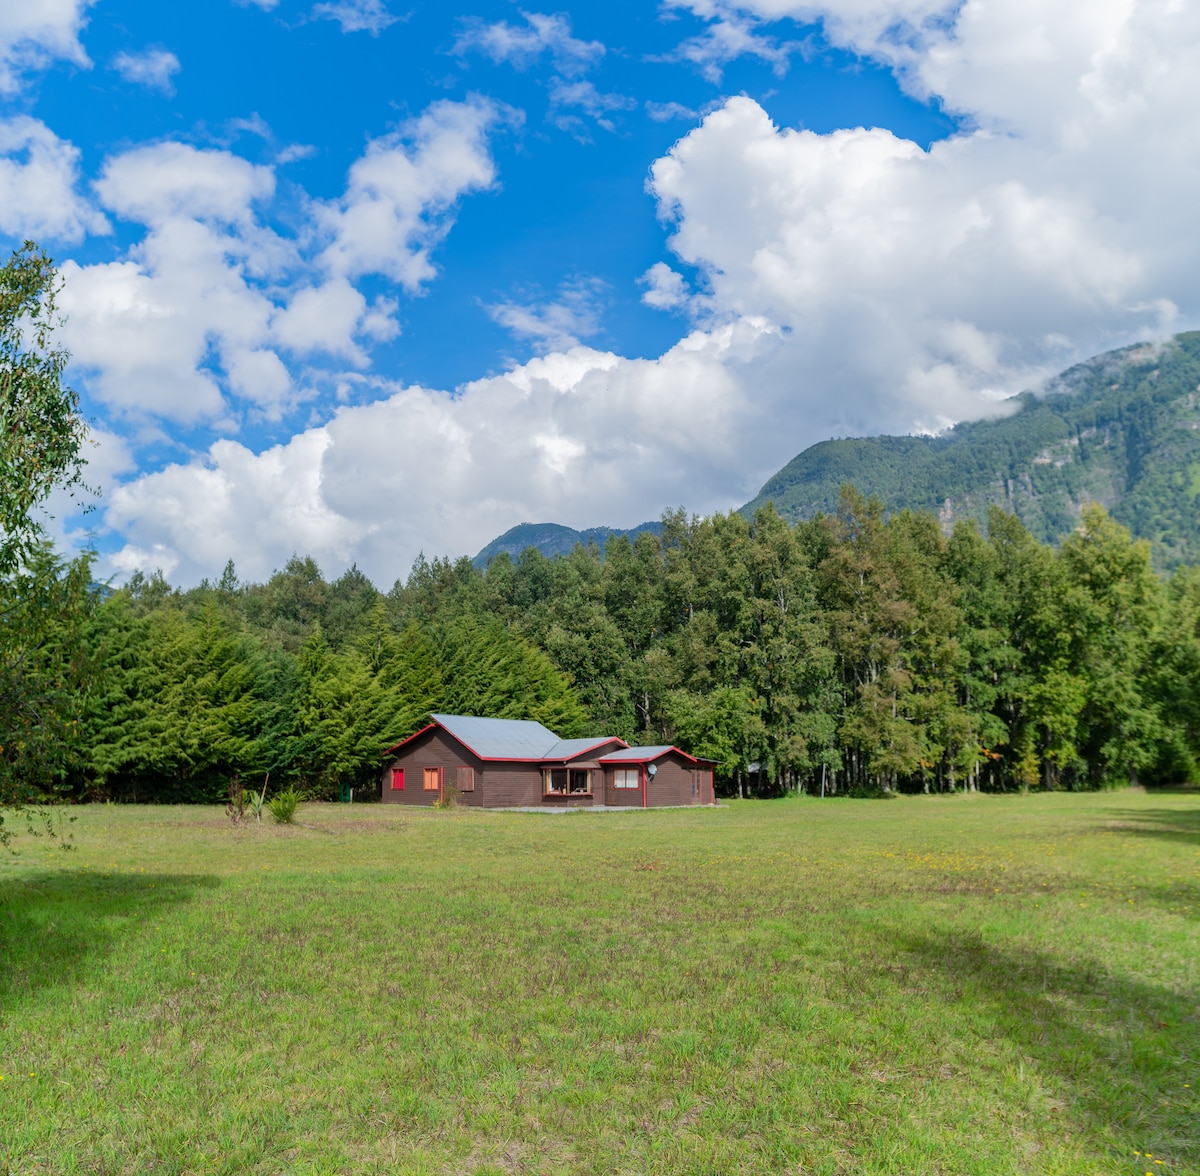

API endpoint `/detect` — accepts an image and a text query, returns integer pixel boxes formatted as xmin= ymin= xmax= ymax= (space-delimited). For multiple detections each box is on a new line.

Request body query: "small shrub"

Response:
xmin=268 ymin=788 xmax=300 ymax=824
xmin=433 ymin=785 xmax=462 ymax=810
xmin=247 ymin=775 xmax=268 ymax=822
xmin=226 ymin=775 xmax=244 ymax=825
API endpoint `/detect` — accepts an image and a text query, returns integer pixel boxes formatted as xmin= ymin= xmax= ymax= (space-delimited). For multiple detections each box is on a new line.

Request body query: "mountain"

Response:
xmin=474 ymin=521 xmax=664 ymax=568
xmin=742 ymin=331 xmax=1200 ymax=569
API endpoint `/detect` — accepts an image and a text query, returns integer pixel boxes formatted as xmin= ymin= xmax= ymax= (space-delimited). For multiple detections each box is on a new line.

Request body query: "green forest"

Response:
xmin=9 ymin=490 xmax=1200 ymax=806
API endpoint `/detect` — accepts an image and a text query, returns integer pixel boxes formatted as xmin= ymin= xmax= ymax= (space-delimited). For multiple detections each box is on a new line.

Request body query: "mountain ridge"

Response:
xmin=474 ymin=520 xmax=664 ymax=568
xmin=742 ymin=331 xmax=1200 ymax=568
xmin=475 ymin=331 xmax=1200 ymax=570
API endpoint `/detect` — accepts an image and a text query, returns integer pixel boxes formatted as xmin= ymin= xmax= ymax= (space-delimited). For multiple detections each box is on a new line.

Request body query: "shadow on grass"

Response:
xmin=0 ymin=869 xmax=218 ymax=1005
xmin=881 ymin=922 xmax=1198 ymax=1164
xmin=1099 ymin=806 xmax=1200 ymax=848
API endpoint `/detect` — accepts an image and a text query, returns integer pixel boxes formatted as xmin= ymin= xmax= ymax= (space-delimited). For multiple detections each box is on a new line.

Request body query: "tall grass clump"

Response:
xmin=267 ymin=788 xmax=300 ymax=824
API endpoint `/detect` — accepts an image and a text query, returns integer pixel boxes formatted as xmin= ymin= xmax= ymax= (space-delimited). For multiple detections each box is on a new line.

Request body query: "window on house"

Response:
xmin=613 ymin=767 xmax=640 ymax=789
xmin=542 ymin=768 xmax=594 ymax=795
xmin=457 ymin=766 xmax=475 ymax=792
xmin=390 ymin=768 xmax=405 ymax=791
xmin=423 ymin=767 xmax=441 ymax=791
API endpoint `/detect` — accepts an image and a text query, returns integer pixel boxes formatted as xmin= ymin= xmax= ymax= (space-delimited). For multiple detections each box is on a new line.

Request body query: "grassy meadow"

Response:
xmin=1 ymin=793 xmax=1197 ymax=1175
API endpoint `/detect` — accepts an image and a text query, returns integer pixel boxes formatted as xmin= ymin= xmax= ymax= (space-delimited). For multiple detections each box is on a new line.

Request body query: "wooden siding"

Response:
xmin=475 ymin=762 xmax=546 ymax=808
xmin=382 ymin=727 xmax=484 ymax=807
xmin=603 ymin=752 xmax=714 ymax=807
xmin=647 ymin=753 xmax=704 ymax=806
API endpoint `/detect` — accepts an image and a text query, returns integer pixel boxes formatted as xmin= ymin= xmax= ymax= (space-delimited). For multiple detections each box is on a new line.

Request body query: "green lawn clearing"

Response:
xmin=1 ymin=793 xmax=1197 ymax=1175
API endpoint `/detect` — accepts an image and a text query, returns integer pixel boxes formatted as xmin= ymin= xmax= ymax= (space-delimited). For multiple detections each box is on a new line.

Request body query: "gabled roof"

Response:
xmin=599 ymin=745 xmax=718 ymax=765
xmin=383 ymin=714 xmax=708 ymax=766
xmin=384 ymin=715 xmax=629 ymax=762
xmin=542 ymin=736 xmax=626 ymax=761
xmin=430 ymin=713 xmax=561 ymax=759
xmin=600 ymin=745 xmax=674 ymax=762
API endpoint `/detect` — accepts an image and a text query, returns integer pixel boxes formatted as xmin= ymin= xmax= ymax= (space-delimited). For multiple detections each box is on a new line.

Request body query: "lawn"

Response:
xmin=1 ymin=793 xmax=1197 ymax=1175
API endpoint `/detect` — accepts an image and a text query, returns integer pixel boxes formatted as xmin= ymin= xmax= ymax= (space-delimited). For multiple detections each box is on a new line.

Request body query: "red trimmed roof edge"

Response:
xmin=383 ymin=722 xmax=436 ymax=757
xmin=542 ymin=736 xmax=631 ymax=762
xmin=598 ymin=746 xmax=719 ymax=766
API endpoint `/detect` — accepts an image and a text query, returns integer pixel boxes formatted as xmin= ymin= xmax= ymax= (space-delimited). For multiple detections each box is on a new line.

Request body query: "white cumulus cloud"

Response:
xmin=638 ymin=262 xmax=694 ymax=313
xmin=640 ymin=0 xmax=1200 ymax=434
xmin=60 ymin=143 xmax=288 ymax=423
xmin=94 ymin=0 xmax=1200 ymax=586
xmin=101 ymin=322 xmax=768 ymax=586
xmin=112 ymin=46 xmax=180 ymax=93
xmin=0 ymin=0 xmax=95 ymax=94
xmin=58 ymin=99 xmax=502 ymax=425
xmin=0 ymin=116 xmax=108 ymax=242
xmin=318 ymin=98 xmax=504 ymax=287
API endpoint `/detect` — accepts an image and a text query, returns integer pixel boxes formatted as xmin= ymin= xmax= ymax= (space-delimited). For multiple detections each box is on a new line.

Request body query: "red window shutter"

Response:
xmin=391 ymin=768 xmax=405 ymax=790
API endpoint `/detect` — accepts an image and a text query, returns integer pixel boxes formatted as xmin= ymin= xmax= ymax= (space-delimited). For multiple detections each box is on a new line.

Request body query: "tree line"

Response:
xmin=5 ymin=244 xmax=1200 ymax=810
xmin=7 ymin=488 xmax=1200 ymax=806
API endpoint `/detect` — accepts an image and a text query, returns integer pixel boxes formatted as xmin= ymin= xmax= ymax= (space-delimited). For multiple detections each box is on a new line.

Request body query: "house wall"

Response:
xmin=550 ymin=739 xmax=625 ymax=808
xmin=382 ymin=727 xmax=486 ymax=807
xmin=603 ymin=754 xmax=715 ymax=807
xmin=475 ymin=761 xmax=551 ymax=808
xmin=603 ymin=765 xmax=643 ymax=807
xmin=648 ymin=754 xmax=704 ymax=806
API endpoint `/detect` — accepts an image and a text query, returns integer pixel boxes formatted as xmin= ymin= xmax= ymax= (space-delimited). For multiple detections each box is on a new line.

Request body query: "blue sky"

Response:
xmin=2 ymin=1 xmax=1197 ymax=586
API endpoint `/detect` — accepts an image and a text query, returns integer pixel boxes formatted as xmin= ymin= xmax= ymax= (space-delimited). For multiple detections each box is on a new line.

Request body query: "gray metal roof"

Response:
xmin=543 ymin=737 xmax=622 ymax=760
xmin=600 ymin=745 xmax=675 ymax=762
xmin=431 ymin=713 xmax=562 ymax=760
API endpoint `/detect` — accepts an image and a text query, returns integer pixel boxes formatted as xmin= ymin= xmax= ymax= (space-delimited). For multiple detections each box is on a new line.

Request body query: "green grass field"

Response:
xmin=1 ymin=794 xmax=1197 ymax=1175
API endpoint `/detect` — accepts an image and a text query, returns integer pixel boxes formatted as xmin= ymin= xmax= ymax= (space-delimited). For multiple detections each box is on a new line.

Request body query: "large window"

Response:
xmin=456 ymin=766 xmax=475 ymax=792
xmin=390 ymin=768 xmax=405 ymax=791
xmin=423 ymin=767 xmax=441 ymax=792
xmin=543 ymin=768 xmax=592 ymax=795
xmin=612 ymin=768 xmax=640 ymax=789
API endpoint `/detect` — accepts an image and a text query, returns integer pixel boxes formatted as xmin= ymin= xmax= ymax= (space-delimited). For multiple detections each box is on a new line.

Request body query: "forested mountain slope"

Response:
xmin=743 ymin=331 xmax=1200 ymax=568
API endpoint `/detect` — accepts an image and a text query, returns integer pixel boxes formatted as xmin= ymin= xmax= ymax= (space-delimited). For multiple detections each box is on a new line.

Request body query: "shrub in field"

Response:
xmin=433 ymin=785 xmax=461 ymax=810
xmin=247 ymin=776 xmax=268 ymax=822
xmin=226 ymin=775 xmax=244 ymax=825
xmin=268 ymin=788 xmax=300 ymax=824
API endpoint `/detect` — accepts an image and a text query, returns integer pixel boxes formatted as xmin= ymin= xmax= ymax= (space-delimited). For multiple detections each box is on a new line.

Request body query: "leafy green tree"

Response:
xmin=0 ymin=545 xmax=95 ymax=817
xmin=288 ymin=624 xmax=390 ymax=795
xmin=438 ymin=614 xmax=589 ymax=736
xmin=669 ymin=685 xmax=764 ymax=794
xmin=1057 ymin=504 xmax=1166 ymax=786
xmin=83 ymin=593 xmax=285 ymax=802
xmin=0 ymin=245 xmax=92 ymax=839
xmin=0 ymin=244 xmax=88 ymax=575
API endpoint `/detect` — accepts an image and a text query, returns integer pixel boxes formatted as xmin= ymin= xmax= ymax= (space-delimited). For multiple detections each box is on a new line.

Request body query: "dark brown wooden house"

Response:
xmin=381 ymin=714 xmax=717 ymax=809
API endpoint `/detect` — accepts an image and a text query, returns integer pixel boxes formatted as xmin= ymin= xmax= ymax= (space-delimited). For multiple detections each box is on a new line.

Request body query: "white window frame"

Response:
xmin=612 ymin=767 xmax=640 ymax=789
